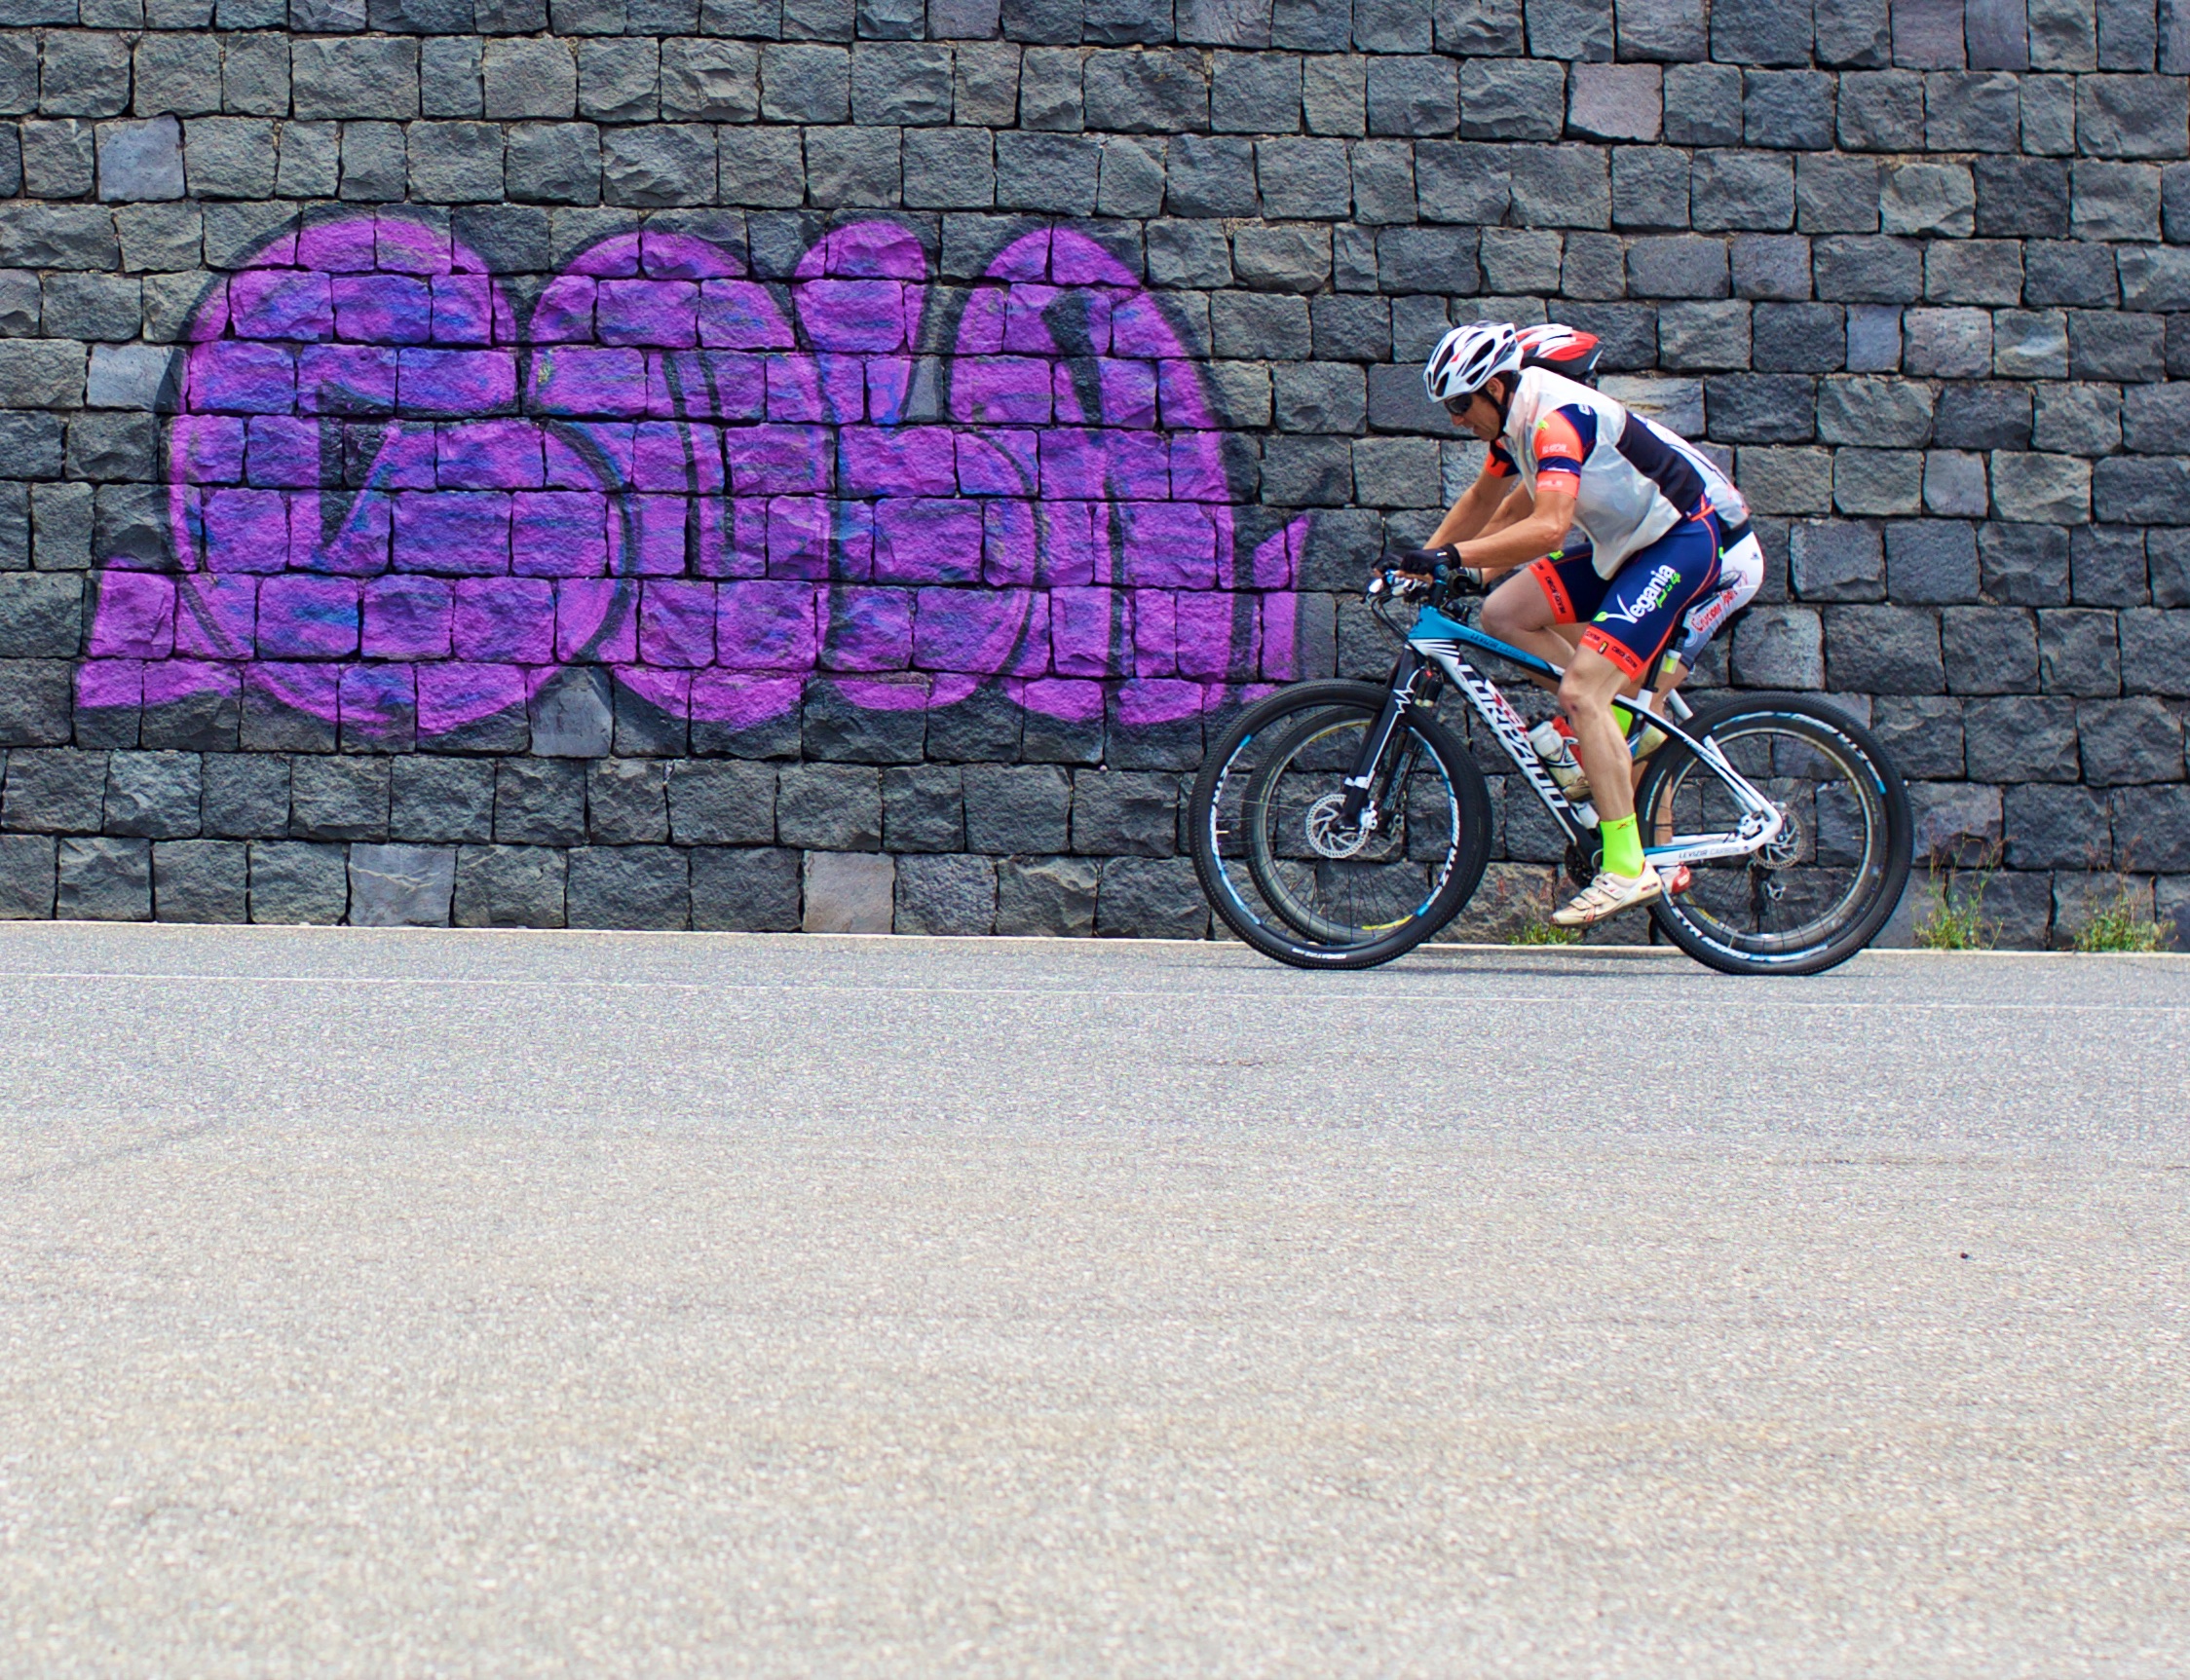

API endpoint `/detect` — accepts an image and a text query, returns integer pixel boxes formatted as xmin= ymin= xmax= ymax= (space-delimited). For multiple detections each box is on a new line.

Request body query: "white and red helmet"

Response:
xmin=1422 ymin=320 xmax=1523 ymax=407
xmin=1515 ymin=322 xmax=1605 ymax=386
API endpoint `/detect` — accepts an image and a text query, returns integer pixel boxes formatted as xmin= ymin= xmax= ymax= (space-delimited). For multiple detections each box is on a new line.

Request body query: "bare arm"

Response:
xmin=1453 ymin=478 xmax=1577 ymax=577
xmin=1422 ymin=461 xmax=1509 ymax=548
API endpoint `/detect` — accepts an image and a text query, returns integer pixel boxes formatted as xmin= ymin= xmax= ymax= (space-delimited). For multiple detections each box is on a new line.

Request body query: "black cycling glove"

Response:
xmin=1393 ymin=544 xmax=1487 ymax=593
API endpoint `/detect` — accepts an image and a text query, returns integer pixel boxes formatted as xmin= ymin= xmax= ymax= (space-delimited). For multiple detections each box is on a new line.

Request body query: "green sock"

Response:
xmin=1602 ymin=814 xmax=1644 ymax=877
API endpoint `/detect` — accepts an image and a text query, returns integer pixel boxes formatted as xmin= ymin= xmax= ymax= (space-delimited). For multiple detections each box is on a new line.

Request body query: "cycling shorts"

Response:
xmin=1524 ymin=514 xmax=1723 ymax=682
xmin=1526 ymin=515 xmax=1748 ymax=678
xmin=1670 ymin=529 xmax=1762 ymax=668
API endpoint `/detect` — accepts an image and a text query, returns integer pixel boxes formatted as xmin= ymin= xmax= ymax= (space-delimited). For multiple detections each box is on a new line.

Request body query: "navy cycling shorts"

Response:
xmin=1525 ymin=515 xmax=1724 ymax=682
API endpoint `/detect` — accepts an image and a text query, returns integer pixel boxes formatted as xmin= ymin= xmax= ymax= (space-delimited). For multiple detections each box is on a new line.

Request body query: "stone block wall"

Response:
xmin=0 ymin=0 xmax=2183 ymax=947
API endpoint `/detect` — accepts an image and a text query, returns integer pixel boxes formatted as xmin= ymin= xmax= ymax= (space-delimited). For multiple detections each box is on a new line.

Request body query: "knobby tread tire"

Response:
xmin=1191 ymin=680 xmax=1493 ymax=970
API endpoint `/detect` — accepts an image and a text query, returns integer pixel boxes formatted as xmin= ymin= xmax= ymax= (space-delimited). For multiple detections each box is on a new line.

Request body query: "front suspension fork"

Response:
xmin=1337 ymin=649 xmax=1431 ymax=826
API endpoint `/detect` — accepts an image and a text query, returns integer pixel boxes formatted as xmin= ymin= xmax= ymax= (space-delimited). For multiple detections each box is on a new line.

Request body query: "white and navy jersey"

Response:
xmin=1485 ymin=367 xmax=1718 ymax=579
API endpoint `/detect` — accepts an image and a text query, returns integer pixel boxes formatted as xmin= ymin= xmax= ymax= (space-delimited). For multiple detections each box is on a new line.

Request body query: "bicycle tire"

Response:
xmin=1191 ymin=680 xmax=1493 ymax=970
xmin=1639 ymin=692 xmax=1912 ymax=977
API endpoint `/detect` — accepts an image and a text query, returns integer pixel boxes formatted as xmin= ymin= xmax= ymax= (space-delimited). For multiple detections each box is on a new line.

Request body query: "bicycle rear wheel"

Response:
xmin=1639 ymin=692 xmax=1911 ymax=977
xmin=1191 ymin=681 xmax=1492 ymax=969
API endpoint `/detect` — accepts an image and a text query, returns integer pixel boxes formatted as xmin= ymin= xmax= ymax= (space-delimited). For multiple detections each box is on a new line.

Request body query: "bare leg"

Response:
xmin=1481 ymin=572 xmax=1577 ymax=692
xmin=1558 ymin=647 xmax=1640 ymax=827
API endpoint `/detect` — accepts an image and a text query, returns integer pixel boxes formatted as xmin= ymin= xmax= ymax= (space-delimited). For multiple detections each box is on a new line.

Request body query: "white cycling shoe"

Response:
xmin=1552 ymin=864 xmax=1664 ymax=927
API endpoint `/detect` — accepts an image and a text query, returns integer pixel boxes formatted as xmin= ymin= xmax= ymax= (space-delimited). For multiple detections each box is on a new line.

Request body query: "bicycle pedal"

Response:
xmin=1664 ymin=864 xmax=1692 ymax=894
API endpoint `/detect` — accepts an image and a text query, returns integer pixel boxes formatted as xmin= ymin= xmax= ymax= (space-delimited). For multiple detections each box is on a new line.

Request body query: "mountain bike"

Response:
xmin=1189 ymin=565 xmax=1912 ymax=976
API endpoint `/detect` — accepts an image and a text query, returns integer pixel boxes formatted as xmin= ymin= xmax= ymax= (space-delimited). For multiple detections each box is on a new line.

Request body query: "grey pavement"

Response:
xmin=1 ymin=923 xmax=2186 ymax=1678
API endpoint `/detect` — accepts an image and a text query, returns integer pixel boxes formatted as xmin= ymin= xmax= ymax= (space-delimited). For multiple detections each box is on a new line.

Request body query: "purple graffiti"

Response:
xmin=84 ymin=211 xmax=1313 ymax=745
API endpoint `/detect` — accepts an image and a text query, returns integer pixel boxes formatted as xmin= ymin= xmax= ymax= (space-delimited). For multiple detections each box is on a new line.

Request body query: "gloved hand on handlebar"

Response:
xmin=1388 ymin=544 xmax=1488 ymax=594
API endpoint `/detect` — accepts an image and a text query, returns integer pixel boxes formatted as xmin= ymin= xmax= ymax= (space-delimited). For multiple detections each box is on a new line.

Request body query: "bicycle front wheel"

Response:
xmin=1640 ymin=692 xmax=1912 ymax=977
xmin=1191 ymin=681 xmax=1492 ymax=969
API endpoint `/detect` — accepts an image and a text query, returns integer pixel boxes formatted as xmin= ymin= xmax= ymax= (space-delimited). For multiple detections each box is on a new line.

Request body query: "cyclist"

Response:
xmin=1392 ymin=320 xmax=1746 ymax=928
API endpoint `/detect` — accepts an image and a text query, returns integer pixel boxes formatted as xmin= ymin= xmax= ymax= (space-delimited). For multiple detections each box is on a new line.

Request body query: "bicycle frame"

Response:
xmin=1339 ymin=598 xmax=1787 ymax=871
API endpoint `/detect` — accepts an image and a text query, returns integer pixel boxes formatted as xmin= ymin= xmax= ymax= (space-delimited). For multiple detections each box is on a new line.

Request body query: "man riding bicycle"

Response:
xmin=1391 ymin=320 xmax=1757 ymax=929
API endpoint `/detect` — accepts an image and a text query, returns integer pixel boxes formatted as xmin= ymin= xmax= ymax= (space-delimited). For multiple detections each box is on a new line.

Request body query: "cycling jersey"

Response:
xmin=1483 ymin=368 xmax=1714 ymax=579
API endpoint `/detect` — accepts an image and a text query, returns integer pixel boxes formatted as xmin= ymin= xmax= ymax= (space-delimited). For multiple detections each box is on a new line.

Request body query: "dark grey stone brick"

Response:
xmin=1981 ymin=523 xmax=2070 ymax=607
xmin=1506 ymin=142 xmax=1607 ymax=227
xmin=1375 ymin=225 xmax=1479 ymax=293
xmin=1930 ymin=382 xmax=2030 ymax=449
xmin=1973 ymin=155 xmax=2069 ymax=237
xmin=494 ymin=758 xmax=584 ymax=845
xmin=2030 ymin=381 xmax=2121 ymax=455
xmin=2024 ymin=241 xmax=2118 ymax=307
xmin=1095 ymin=854 xmax=1207 ymax=936
xmin=1871 ymin=694 xmax=1964 ymax=778
xmin=1813 ymin=236 xmax=1923 ymax=302
xmin=776 ymin=762 xmax=882 ymax=848
xmin=1826 ymin=604 xmax=1943 ymax=692
xmin=1791 ymin=518 xmax=1885 ymax=601
xmin=566 ymin=843 xmax=688 ymax=928
xmin=801 ymin=681 xmax=926 ymax=763
xmin=201 ymin=753 xmax=288 ymax=839
xmin=1368 ymin=54 xmax=1456 ymax=136
xmin=2119 ymin=609 xmax=2190 ymax=698
xmin=2111 ymin=788 xmax=2190 ymax=875
xmin=4 ymin=746 xmax=106 ymax=833
xmin=1212 ymin=50 xmax=1300 ymax=131
xmin=1754 ymin=302 xmax=1844 ymax=371
xmin=995 ymin=852 xmax=1097 ymax=935
xmin=1705 ymin=374 xmax=1815 ymax=442
xmin=880 ymin=762 xmax=963 ymax=851
xmin=1730 ymin=233 xmax=1810 ymax=301
xmin=2079 ymin=696 xmax=2183 ymax=785
xmin=1437 ymin=0 xmax=1527 ymax=55
xmin=57 ymin=834 xmax=149 ymax=920
xmin=1885 ymin=520 xmax=1979 ymax=604
xmin=0 ymin=573 xmax=82 ymax=657
xmin=1071 ymin=768 xmax=1176 ymax=855
xmin=1711 ymin=0 xmax=1810 ymax=65
xmin=103 ymin=749 xmax=199 ymax=839
xmin=1729 ymin=604 xmax=1823 ymax=687
xmin=1458 ymin=56 xmax=1559 ymax=140
xmin=1165 ymin=133 xmax=1258 ymax=215
xmin=1838 ymin=69 xmax=1924 ymax=149
xmin=1927 ymin=69 xmax=2021 ymax=151
xmin=1942 ymin=605 xmax=2038 ymax=693
xmin=2067 ymin=311 xmax=2166 ymax=382
xmin=2072 ymin=525 xmax=2149 ymax=608
xmin=453 ymin=842 xmax=565 ymax=927
xmin=1627 ymin=235 xmax=1726 ymax=299
xmin=1614 ymin=0 xmax=1704 ymax=59
xmin=1744 ymin=70 xmax=1833 ymax=150
xmin=1086 ymin=49 xmax=1208 ymax=133
xmin=2039 ymin=608 xmax=2123 ymax=696
xmin=919 ymin=685 xmax=1024 ymax=764
xmin=390 ymin=756 xmax=492 ymax=844
xmin=1964 ymin=695 xmax=2080 ymax=782
xmin=0 ymin=661 xmax=73 ymax=748
xmin=1353 ymin=0 xmax=1434 ymax=52
xmin=1084 ymin=0 xmax=1171 ymax=44
xmin=1690 ymin=151 xmax=1795 ymax=233
xmin=2003 ymin=783 xmax=2111 ymax=870
xmin=2095 ymin=456 xmax=2190 ymax=526
xmin=994 ymin=131 xmax=1101 ymax=214
xmin=961 ymin=762 xmax=1070 ymax=853
xmin=892 ymin=850 xmax=995 ymax=933
xmin=584 ymin=758 xmax=666 ymax=843
xmin=665 ymin=758 xmax=773 ymax=844
xmin=688 ymin=844 xmax=799 ymax=931
xmin=1612 ymin=148 xmax=1690 ymax=232
xmin=1795 ymin=153 xmax=1883 ymax=232
xmin=507 ymin=122 xmax=603 ymax=205
xmin=850 ymin=42 xmax=953 ymax=125
xmin=0 ymin=831 xmax=54 ymax=918
xmin=1311 ymin=292 xmax=1391 ymax=361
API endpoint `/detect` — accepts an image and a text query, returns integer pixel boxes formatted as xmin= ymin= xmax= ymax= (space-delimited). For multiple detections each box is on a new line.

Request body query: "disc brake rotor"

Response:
xmin=1305 ymin=791 xmax=1376 ymax=860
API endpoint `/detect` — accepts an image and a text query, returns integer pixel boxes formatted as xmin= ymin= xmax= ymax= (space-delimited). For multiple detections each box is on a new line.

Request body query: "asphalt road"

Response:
xmin=1 ymin=923 xmax=2185 ymax=1679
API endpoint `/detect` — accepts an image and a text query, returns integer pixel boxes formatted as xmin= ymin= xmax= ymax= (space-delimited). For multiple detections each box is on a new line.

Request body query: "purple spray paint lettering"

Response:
xmin=88 ymin=210 xmax=1316 ymax=746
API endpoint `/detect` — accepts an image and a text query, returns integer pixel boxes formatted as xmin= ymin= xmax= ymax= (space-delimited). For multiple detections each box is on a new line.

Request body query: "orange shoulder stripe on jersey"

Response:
xmin=1531 ymin=408 xmax=1587 ymax=468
